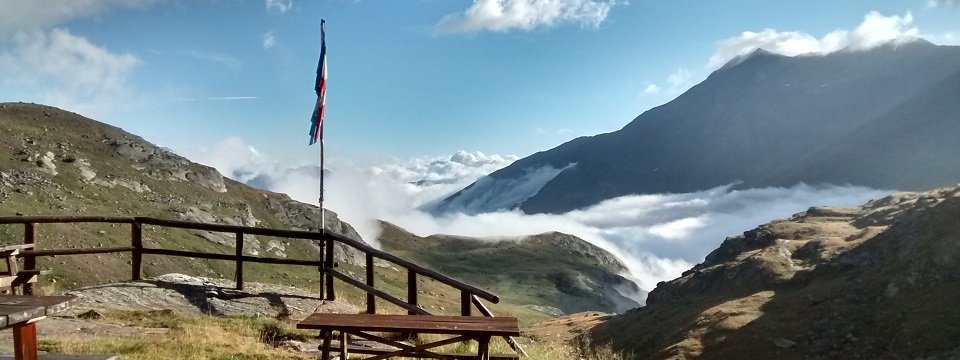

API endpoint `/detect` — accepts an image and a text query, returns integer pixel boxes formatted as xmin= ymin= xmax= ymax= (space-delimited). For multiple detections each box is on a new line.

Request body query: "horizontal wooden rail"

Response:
xmin=142 ymin=248 xmax=322 ymax=266
xmin=0 ymin=215 xmax=502 ymax=310
xmin=20 ymin=247 xmax=135 ymax=257
xmin=325 ymin=231 xmax=501 ymax=304
xmin=327 ymin=268 xmax=431 ymax=315
xmin=0 ymin=216 xmax=135 ymax=224
xmin=135 ymin=217 xmax=325 ymax=240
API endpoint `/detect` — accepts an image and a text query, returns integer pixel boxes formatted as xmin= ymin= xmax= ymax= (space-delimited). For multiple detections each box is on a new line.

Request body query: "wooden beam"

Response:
xmin=11 ymin=321 xmax=38 ymax=360
xmin=19 ymin=247 xmax=135 ymax=257
xmin=140 ymin=248 xmax=321 ymax=266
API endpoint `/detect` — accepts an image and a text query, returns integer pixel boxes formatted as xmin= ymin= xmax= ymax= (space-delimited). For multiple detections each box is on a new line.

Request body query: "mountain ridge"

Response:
xmin=436 ymin=41 xmax=960 ymax=214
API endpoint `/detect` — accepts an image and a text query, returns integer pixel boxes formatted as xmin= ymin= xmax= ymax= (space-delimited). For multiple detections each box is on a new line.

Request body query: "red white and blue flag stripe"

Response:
xmin=308 ymin=20 xmax=327 ymax=146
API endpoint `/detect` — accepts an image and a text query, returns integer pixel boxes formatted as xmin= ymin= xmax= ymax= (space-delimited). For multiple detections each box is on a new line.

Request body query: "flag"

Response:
xmin=308 ymin=20 xmax=327 ymax=146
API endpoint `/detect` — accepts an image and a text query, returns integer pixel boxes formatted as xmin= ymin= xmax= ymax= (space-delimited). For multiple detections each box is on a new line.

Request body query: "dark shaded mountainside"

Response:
xmin=436 ymin=41 xmax=960 ymax=214
xmin=378 ymin=221 xmax=642 ymax=315
xmin=589 ymin=185 xmax=960 ymax=359
xmin=0 ymin=102 xmax=364 ymax=288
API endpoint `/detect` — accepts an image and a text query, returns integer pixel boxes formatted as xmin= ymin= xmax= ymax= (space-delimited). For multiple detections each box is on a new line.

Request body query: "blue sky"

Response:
xmin=1 ymin=0 xmax=958 ymax=165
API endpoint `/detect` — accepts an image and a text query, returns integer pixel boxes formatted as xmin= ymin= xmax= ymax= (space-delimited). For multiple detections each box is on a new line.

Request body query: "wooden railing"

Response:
xmin=0 ymin=215 xmax=525 ymax=355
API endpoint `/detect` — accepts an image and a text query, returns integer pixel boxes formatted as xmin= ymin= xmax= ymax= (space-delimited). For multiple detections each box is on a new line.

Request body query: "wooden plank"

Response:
xmin=0 ymin=296 xmax=76 ymax=317
xmin=0 ymin=216 xmax=135 ymax=225
xmin=325 ymin=269 xmax=430 ymax=316
xmin=140 ymin=248 xmax=321 ymax=266
xmin=297 ymin=313 xmax=520 ymax=336
xmin=0 ymin=274 xmax=38 ymax=288
xmin=19 ymin=247 xmax=135 ymax=258
xmin=135 ymin=217 xmax=325 ymax=240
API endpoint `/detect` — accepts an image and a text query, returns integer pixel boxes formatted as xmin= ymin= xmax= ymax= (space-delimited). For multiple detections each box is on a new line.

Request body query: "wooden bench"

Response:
xmin=0 ymin=245 xmax=49 ymax=295
xmin=297 ymin=313 xmax=521 ymax=360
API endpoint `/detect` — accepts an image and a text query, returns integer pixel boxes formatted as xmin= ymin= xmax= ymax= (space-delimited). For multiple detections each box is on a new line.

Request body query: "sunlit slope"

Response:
xmin=0 ymin=102 xmax=362 ymax=289
xmin=378 ymin=221 xmax=642 ymax=316
xmin=590 ymin=186 xmax=960 ymax=359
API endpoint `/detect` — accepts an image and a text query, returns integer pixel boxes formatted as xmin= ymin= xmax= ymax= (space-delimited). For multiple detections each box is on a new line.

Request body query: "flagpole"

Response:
xmin=319 ymin=19 xmax=326 ymax=234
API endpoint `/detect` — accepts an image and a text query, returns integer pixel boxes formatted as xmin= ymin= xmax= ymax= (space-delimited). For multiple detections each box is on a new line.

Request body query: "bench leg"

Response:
xmin=477 ymin=336 xmax=491 ymax=360
xmin=12 ymin=321 xmax=38 ymax=360
xmin=319 ymin=330 xmax=332 ymax=360
xmin=339 ymin=331 xmax=349 ymax=360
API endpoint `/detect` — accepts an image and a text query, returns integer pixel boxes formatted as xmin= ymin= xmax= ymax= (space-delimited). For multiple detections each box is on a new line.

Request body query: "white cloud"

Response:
xmin=641 ymin=83 xmax=661 ymax=96
xmin=0 ymin=0 xmax=155 ymax=34
xmin=265 ymin=0 xmax=293 ymax=14
xmin=262 ymin=31 xmax=276 ymax=49
xmin=709 ymin=11 xmax=921 ymax=69
xmin=191 ymin=141 xmax=889 ymax=298
xmin=666 ymin=68 xmax=692 ymax=92
xmin=0 ymin=28 xmax=140 ymax=117
xmin=437 ymin=0 xmax=618 ymax=33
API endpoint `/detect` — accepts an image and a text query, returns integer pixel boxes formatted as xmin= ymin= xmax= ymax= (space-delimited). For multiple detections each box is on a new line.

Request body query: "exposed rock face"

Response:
xmin=589 ymin=186 xmax=960 ymax=359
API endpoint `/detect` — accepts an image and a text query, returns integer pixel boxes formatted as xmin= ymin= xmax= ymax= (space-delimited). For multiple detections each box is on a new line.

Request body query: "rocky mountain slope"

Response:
xmin=435 ymin=41 xmax=960 ymax=214
xmin=0 ymin=102 xmax=363 ymax=289
xmin=378 ymin=221 xmax=642 ymax=316
xmin=589 ymin=185 xmax=960 ymax=359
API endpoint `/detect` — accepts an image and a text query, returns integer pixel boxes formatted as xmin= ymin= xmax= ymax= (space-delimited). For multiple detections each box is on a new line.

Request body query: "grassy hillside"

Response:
xmin=378 ymin=221 xmax=642 ymax=319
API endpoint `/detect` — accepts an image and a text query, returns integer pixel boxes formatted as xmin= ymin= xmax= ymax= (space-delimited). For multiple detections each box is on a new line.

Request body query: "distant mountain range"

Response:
xmin=434 ymin=40 xmax=960 ymax=214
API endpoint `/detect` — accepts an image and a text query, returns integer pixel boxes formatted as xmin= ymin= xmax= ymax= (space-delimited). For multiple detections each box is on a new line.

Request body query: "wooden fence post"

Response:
xmin=235 ymin=232 xmax=244 ymax=290
xmin=22 ymin=222 xmax=35 ymax=295
xmin=365 ymin=253 xmax=375 ymax=314
xmin=131 ymin=222 xmax=142 ymax=281
xmin=461 ymin=290 xmax=472 ymax=316
xmin=324 ymin=235 xmax=335 ymax=301
xmin=407 ymin=269 xmax=418 ymax=315
xmin=318 ymin=239 xmax=325 ymax=299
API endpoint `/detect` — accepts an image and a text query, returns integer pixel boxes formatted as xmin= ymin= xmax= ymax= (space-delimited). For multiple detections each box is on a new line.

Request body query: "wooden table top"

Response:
xmin=297 ymin=313 xmax=521 ymax=336
xmin=0 ymin=295 xmax=74 ymax=329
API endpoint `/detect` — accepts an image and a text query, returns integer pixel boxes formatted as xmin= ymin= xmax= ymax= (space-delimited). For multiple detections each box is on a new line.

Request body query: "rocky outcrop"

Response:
xmin=589 ymin=186 xmax=960 ymax=359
